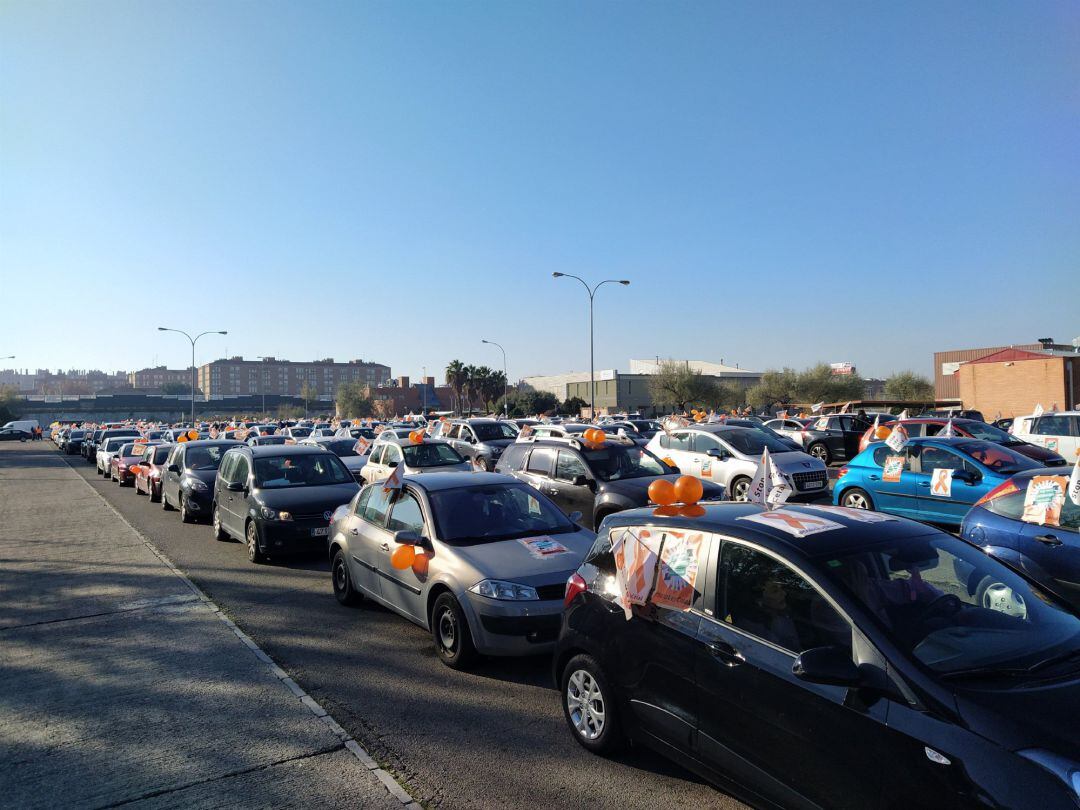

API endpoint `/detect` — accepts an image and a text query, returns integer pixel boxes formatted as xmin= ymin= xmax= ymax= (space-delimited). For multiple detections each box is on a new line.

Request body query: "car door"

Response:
xmin=353 ymin=484 xmax=396 ymax=603
xmin=547 ymin=450 xmax=596 ymax=525
xmin=1032 ymin=415 xmax=1080 ymax=459
xmin=376 ymin=488 xmax=432 ymax=622
xmin=1016 ymin=491 xmax=1080 ymax=600
xmin=838 ymin=416 xmax=870 ymax=461
xmin=340 ymin=487 xmax=381 ymax=596
xmin=222 ymin=454 xmax=251 ymax=536
xmin=656 ymin=430 xmax=694 ymax=473
xmin=364 ymin=446 xmax=386 ymax=483
xmin=911 ymin=445 xmax=984 ymax=524
xmin=214 ymin=453 xmax=236 ymax=524
xmin=519 ymin=446 xmax=561 ymax=508
xmin=694 ymin=540 xmax=885 ymax=809
xmin=689 ymin=431 xmax=731 ymax=487
xmin=163 ymin=445 xmax=185 ymax=505
xmin=863 ymin=446 xmax=920 ymax=517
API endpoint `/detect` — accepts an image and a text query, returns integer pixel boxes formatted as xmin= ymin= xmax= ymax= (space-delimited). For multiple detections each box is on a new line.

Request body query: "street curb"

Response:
xmin=59 ymin=451 xmax=423 ymax=809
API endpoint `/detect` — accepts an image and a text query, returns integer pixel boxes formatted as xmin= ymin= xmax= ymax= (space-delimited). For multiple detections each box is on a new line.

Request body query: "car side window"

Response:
xmin=387 ymin=492 xmax=426 ymax=535
xmin=718 ymin=542 xmax=851 ymax=653
xmin=369 ymin=446 xmax=384 ymax=464
xmin=361 ymin=486 xmax=393 ymax=527
xmin=384 ymin=444 xmax=402 ymax=465
xmin=499 ymin=444 xmax=528 ymax=471
xmin=662 ymin=431 xmax=693 ymax=452
xmin=233 ymin=456 xmax=250 ymax=484
xmin=218 ymin=454 xmax=236 ymax=483
xmin=1033 ymin=416 xmax=1069 ymax=436
xmin=352 ymin=486 xmax=373 ymax=517
xmin=526 ymin=447 xmax=556 ymax=477
xmin=918 ymin=446 xmax=973 ymax=474
xmin=555 ymin=450 xmax=588 ymax=482
xmin=872 ymin=446 xmax=911 ymax=468
xmin=692 ymin=432 xmax=721 ymax=453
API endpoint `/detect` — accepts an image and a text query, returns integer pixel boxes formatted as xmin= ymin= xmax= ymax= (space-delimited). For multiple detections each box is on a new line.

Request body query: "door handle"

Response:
xmin=918 ymin=482 xmax=930 ymax=487
xmin=548 ymin=489 xmax=559 ymax=495
xmin=1034 ymin=534 xmax=1062 ymax=546
xmin=380 ymin=542 xmax=390 ymax=552
xmin=707 ymin=642 xmax=744 ymax=666
xmin=868 ymin=475 xmax=880 ymax=481
xmin=350 ymin=527 xmax=359 ymax=535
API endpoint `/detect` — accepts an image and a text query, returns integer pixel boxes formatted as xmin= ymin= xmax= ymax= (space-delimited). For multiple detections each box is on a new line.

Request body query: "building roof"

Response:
xmin=964 ymin=348 xmax=1055 ymax=365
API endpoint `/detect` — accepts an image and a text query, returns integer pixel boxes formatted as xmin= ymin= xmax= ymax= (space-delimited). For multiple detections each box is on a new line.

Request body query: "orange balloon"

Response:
xmin=674 ymin=475 xmax=703 ymax=505
xmin=874 ymin=426 xmax=891 ymax=440
xmin=648 ymin=478 xmax=677 ymax=506
xmin=411 ymin=553 xmax=430 ymax=576
xmin=409 ymin=430 xmax=424 ymax=444
xmin=652 ymin=505 xmax=680 ymax=517
xmin=390 ymin=544 xmax=416 ymax=570
xmin=662 ymin=456 xmax=677 ymax=468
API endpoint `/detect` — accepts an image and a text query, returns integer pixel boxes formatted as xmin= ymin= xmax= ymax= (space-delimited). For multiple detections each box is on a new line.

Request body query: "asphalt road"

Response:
xmin=63 ymin=452 xmax=748 ymax=809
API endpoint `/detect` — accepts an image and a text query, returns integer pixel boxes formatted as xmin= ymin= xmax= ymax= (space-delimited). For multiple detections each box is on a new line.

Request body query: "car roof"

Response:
xmin=179 ymin=439 xmax=243 ymax=449
xmin=604 ymin=502 xmax=942 ymax=559
xmin=245 ymin=444 xmax=334 ymax=458
xmin=402 ymin=471 xmax=518 ymax=492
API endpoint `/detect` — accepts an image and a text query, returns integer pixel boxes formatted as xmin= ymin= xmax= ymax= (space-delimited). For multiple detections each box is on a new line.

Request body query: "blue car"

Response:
xmin=961 ymin=467 xmax=1080 ymax=610
xmin=833 ymin=437 xmax=1040 ymax=526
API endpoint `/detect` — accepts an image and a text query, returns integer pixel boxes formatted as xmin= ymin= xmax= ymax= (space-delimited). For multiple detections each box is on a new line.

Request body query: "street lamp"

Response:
xmin=257 ymin=356 xmax=271 ymax=417
xmin=551 ymin=273 xmax=630 ymax=419
xmin=481 ymin=339 xmax=509 ymax=418
xmin=158 ymin=327 xmax=227 ymax=426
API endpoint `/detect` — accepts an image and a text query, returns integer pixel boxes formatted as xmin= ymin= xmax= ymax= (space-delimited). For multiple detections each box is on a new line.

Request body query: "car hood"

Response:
xmin=445 ymin=528 xmax=596 ymax=585
xmin=768 ymin=451 xmax=827 ymax=474
xmin=478 ymin=438 xmax=516 ymax=451
xmin=956 ymin=677 xmax=1080 ymax=760
xmin=185 ymin=468 xmax=222 ymax=485
xmin=602 ymin=474 xmax=726 ymax=503
xmin=1007 ymin=442 xmax=1066 ymax=465
xmin=255 ymin=482 xmax=359 ymax=513
xmin=341 ymin=456 xmax=368 ymax=471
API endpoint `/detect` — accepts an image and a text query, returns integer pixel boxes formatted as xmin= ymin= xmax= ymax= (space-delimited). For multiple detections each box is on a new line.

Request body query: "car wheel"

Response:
xmin=431 ymin=592 xmax=477 ymax=669
xmin=473 ymin=455 xmax=490 ymax=472
xmin=332 ymin=549 xmax=363 ymax=606
xmin=841 ymin=487 xmax=874 ymax=511
xmin=162 ymin=489 xmax=174 ymax=511
xmin=976 ymin=576 xmax=1028 ymax=619
xmin=246 ymin=521 xmax=267 ymax=564
xmin=212 ymin=507 xmax=229 ymax=541
xmin=808 ymin=443 xmax=832 ymax=465
xmin=561 ymin=653 xmax=623 ymax=754
xmin=179 ymin=494 xmax=195 ymax=524
xmin=729 ymin=476 xmax=752 ymax=502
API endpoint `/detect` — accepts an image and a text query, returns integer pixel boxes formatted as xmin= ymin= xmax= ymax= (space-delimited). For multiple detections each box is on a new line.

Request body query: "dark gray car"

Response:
xmin=444 ymin=418 xmax=519 ymax=471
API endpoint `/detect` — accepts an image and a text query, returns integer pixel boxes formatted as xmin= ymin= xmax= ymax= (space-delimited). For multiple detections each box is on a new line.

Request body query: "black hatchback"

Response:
xmin=555 ymin=503 xmax=1080 ymax=809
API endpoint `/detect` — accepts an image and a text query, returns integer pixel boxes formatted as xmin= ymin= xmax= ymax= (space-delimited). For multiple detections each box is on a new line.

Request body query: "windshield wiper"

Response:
xmin=939 ymin=665 xmax=1032 ymax=681
xmin=1025 ymin=648 xmax=1080 ymax=674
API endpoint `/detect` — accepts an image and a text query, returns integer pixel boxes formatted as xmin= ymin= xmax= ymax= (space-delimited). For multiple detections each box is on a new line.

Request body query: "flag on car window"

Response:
xmin=748 ymin=447 xmax=791 ymax=508
xmin=382 ymin=464 xmax=403 ymax=492
xmin=885 ymin=423 xmax=909 ymax=453
xmin=939 ymin=418 xmax=956 ymax=438
xmin=1033 ymin=403 xmax=1044 ymax=417
xmin=1068 ymin=456 xmax=1080 ymax=507
xmin=354 ymin=436 xmax=370 ymax=454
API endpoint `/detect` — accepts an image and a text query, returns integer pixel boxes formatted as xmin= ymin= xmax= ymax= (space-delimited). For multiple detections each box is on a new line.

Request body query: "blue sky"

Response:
xmin=2 ymin=1 xmax=1077 ymax=383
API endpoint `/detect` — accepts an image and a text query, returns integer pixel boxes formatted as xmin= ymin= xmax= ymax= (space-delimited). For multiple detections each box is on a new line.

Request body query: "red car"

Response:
xmin=859 ymin=417 xmax=1067 ymax=466
xmin=110 ymin=441 xmax=156 ymax=485
xmin=133 ymin=443 xmax=173 ymax=501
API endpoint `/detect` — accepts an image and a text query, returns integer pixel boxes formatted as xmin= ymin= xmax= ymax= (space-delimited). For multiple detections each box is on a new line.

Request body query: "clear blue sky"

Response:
xmin=2 ymin=1 xmax=1077 ymax=383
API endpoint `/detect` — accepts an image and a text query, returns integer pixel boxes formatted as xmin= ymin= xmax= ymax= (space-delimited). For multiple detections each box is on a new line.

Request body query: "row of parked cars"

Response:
xmin=53 ymin=414 xmax=1080 ymax=808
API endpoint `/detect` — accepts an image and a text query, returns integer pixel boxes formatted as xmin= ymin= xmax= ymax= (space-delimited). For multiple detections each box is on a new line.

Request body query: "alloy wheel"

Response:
xmin=732 ymin=479 xmax=751 ymax=502
xmin=844 ymin=492 xmax=869 ymax=510
xmin=566 ymin=669 xmax=606 ymax=741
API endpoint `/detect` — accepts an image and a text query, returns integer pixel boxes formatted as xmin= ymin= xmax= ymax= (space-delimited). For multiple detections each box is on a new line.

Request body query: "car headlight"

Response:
xmin=184 ymin=478 xmax=209 ymax=492
xmin=1017 ymin=749 xmax=1080 ymax=799
xmin=258 ymin=506 xmax=292 ymax=521
xmin=468 ymin=579 xmax=539 ymax=601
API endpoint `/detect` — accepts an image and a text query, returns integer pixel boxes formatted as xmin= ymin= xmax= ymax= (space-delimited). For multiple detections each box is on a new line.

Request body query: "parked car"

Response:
xmin=299 ymin=436 xmax=372 ymax=481
xmin=212 ymin=444 xmax=359 ymax=563
xmin=724 ymin=418 xmax=802 ymax=452
xmin=0 ymin=427 xmax=31 ymax=441
xmin=443 ymin=418 xmax=520 ymax=471
xmin=797 ymin=414 xmax=875 ymax=464
xmin=90 ymin=428 xmax=140 ymax=467
xmin=556 ymin=502 xmax=1080 ymax=809
xmin=1011 ymin=411 xmax=1080 ymax=461
xmin=360 ymin=439 xmax=471 ymax=485
xmin=329 ymin=472 xmax=595 ymax=667
xmin=960 ymin=467 xmax=1080 ymax=610
xmin=763 ymin=417 xmax=814 ymax=446
xmin=335 ymin=425 xmax=377 ymax=441
xmin=645 ymin=425 xmax=828 ymax=502
xmin=110 ymin=440 xmax=160 ymax=486
xmin=283 ymin=426 xmax=312 ymax=439
xmin=834 ymin=437 xmax=1041 ymax=526
xmin=63 ymin=429 xmax=88 ymax=454
xmin=161 ymin=440 xmax=242 ymax=523
xmin=133 ymin=443 xmax=174 ymax=501
xmin=96 ymin=435 xmax=139 ymax=476
xmin=247 ymin=434 xmax=289 ymax=447
xmin=497 ymin=435 xmax=724 ymax=530
xmin=595 ymin=423 xmax=649 ymax=447
xmin=863 ymin=417 xmax=1067 ymax=466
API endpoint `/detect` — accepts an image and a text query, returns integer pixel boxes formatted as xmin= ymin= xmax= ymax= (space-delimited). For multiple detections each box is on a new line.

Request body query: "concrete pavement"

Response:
xmin=0 ymin=442 xmax=410 ymax=809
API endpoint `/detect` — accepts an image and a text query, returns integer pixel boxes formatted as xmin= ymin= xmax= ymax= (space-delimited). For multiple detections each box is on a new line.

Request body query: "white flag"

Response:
xmin=1069 ymin=456 xmax=1080 ymax=507
xmin=939 ymin=418 xmax=956 ymax=438
xmin=897 ymin=409 xmax=909 ymax=421
xmin=1033 ymin=403 xmax=1044 ymax=417
xmin=811 ymin=402 xmax=824 ymax=413
xmin=382 ymin=464 xmax=403 ymax=492
xmin=885 ymin=423 xmax=909 ymax=453
xmin=840 ymin=401 xmax=851 ymax=414
xmin=747 ymin=448 xmax=792 ymax=508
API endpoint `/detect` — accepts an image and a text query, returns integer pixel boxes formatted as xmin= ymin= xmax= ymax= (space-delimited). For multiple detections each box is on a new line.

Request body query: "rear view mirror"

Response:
xmin=393 ymin=529 xmax=422 ymax=546
xmin=792 ymin=646 xmax=862 ymax=687
xmin=167 ymin=464 xmax=180 ymax=473
xmin=226 ymin=481 xmax=245 ymax=492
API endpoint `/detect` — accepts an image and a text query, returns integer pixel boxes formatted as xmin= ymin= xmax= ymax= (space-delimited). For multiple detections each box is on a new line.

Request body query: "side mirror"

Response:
xmin=792 ymin=646 xmax=862 ymax=687
xmin=955 ymin=470 xmax=980 ymax=484
xmin=707 ymin=448 xmax=728 ymax=460
xmin=387 ymin=460 xmax=399 ymax=468
xmin=167 ymin=464 xmax=180 ymax=473
xmin=393 ymin=529 xmax=423 ymax=546
xmin=572 ymin=474 xmax=589 ymax=487
xmin=568 ymin=511 xmax=583 ymax=524
xmin=226 ymin=481 xmax=245 ymax=492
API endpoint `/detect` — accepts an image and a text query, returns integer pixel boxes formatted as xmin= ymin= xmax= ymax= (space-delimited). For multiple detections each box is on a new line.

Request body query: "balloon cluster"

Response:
xmin=408 ymin=429 xmax=425 ymax=444
xmin=648 ymin=475 xmax=707 ymax=518
xmin=690 ymin=409 xmax=706 ymax=423
xmin=582 ymin=428 xmax=606 ymax=448
xmin=390 ymin=541 xmax=430 ymax=575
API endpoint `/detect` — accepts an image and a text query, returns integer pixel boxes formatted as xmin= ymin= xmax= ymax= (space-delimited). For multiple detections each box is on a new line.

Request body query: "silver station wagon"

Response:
xmin=328 ymin=472 xmax=596 ymax=668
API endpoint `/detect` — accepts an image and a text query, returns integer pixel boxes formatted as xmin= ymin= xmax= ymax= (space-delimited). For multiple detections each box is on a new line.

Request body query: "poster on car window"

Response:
xmin=885 ymin=424 xmax=909 ymax=453
xmin=930 ymin=468 xmax=953 ymax=498
xmin=650 ymin=532 xmax=706 ymax=612
xmin=609 ymin=528 xmax=707 ymax=619
xmin=882 ymin=455 xmax=904 ymax=482
xmin=814 ymin=417 xmax=829 ymax=431
xmin=610 ymin=527 xmax=660 ymax=620
xmin=1022 ymin=475 xmax=1069 ymax=526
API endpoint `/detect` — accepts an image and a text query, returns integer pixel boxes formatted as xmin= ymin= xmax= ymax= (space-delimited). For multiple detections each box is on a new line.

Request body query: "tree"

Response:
xmin=300 ymin=382 xmax=317 ymax=416
xmin=336 ymin=381 xmax=373 ymax=419
xmin=445 ymin=360 xmax=466 ymax=415
xmin=746 ymin=368 xmax=798 ymax=410
xmin=460 ymin=365 xmax=478 ymax=414
xmin=161 ymin=382 xmax=189 ymax=395
xmin=562 ymin=396 xmax=588 ymax=416
xmin=496 ymin=389 xmax=559 ymax=418
xmin=746 ymin=364 xmax=866 ymax=410
xmin=702 ymin=381 xmax=745 ymax=413
xmin=485 ymin=369 xmax=507 ymax=412
xmin=648 ymin=361 xmax=717 ymax=413
xmin=0 ymin=385 xmax=19 ymax=424
xmin=884 ymin=371 xmax=934 ymax=402
xmin=373 ymin=398 xmax=396 ymax=420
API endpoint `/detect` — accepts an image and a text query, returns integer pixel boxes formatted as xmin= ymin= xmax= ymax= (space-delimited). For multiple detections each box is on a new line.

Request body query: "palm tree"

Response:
xmin=461 ymin=364 xmax=478 ymax=414
xmin=445 ymin=360 xmax=465 ymax=415
xmin=487 ymin=370 xmax=507 ymax=414
xmin=472 ymin=366 xmax=493 ymax=413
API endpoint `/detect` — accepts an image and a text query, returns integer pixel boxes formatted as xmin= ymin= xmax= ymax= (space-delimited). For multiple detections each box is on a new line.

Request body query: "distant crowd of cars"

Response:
xmin=43 ymin=408 xmax=1080 ymax=808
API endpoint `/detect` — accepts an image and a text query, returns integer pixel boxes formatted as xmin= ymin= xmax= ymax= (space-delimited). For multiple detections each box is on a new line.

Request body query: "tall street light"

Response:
xmin=481 ymin=339 xmax=509 ymax=418
xmin=257 ymin=356 xmax=271 ymax=417
xmin=158 ymin=327 xmax=227 ymax=426
xmin=551 ymin=274 xmax=630 ymax=419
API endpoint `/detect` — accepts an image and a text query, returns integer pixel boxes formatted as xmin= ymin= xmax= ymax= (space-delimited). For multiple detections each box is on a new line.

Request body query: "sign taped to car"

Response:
xmin=885 ymin=424 xmax=909 ymax=453
xmin=518 ymin=536 xmax=571 ymax=559
xmin=609 ymin=527 xmax=707 ymax=619
xmin=737 ymin=511 xmax=844 ymax=538
xmin=1022 ymin=475 xmax=1068 ymax=527
xmin=882 ymin=455 xmax=904 ymax=482
xmin=931 ymin=468 xmax=953 ymax=497
xmin=799 ymin=504 xmax=899 ymax=523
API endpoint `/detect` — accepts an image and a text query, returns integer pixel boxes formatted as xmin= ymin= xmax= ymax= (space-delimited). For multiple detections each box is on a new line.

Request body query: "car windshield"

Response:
xmin=955 ymin=421 xmax=1016 ymax=443
xmin=472 ymin=423 xmax=518 ymax=441
xmin=289 ymin=427 xmax=312 ymax=437
xmin=583 ymin=446 xmax=670 ymax=481
xmin=119 ymin=443 xmax=142 ymax=456
xmin=428 ymin=484 xmax=574 ymax=544
xmin=255 ymin=436 xmax=288 ymax=445
xmin=717 ymin=428 xmax=793 ymax=455
xmin=254 ymin=454 xmax=352 ymax=488
xmin=403 ymin=443 xmax=466 ymax=467
xmin=955 ymin=440 xmax=1040 ymax=473
xmin=324 ymin=439 xmax=358 ymax=456
xmin=185 ymin=446 xmax=229 ymax=470
xmin=821 ymin=534 xmax=1080 ymax=677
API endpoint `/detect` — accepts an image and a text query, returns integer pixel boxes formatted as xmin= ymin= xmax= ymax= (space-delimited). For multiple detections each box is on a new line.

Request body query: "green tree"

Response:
xmin=497 ymin=389 xmax=559 ymax=417
xmin=336 ymin=381 xmax=373 ymax=418
xmin=445 ymin=359 xmax=466 ymax=415
xmin=702 ymin=381 xmax=746 ymax=413
xmin=883 ymin=371 xmax=934 ymax=402
xmin=746 ymin=368 xmax=799 ymax=410
xmin=562 ymin=396 xmax=588 ymax=416
xmin=0 ymin=385 xmax=20 ymax=424
xmin=793 ymin=364 xmax=866 ymax=404
xmin=471 ymin=366 xmax=493 ymax=412
xmin=648 ymin=361 xmax=717 ymax=413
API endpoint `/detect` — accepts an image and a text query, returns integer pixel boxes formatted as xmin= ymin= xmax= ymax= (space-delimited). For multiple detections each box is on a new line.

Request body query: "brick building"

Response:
xmin=934 ymin=341 xmax=1076 ymax=401
xmin=363 ymin=376 xmax=453 ymax=415
xmin=197 ymin=357 xmax=390 ymax=400
xmin=128 ymin=366 xmax=197 ymax=392
xmin=956 ymin=348 xmax=1080 ymax=418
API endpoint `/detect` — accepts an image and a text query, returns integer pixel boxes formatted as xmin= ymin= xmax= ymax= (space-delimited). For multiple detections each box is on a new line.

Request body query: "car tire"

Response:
xmin=560 ymin=653 xmax=624 ymax=754
xmin=841 ymin=487 xmax=874 ymax=511
xmin=808 ymin=443 xmax=832 ymax=465
xmin=179 ymin=493 xmax=195 ymax=524
xmin=473 ymin=456 xmax=490 ymax=472
xmin=431 ymin=592 xmax=478 ymax=669
xmin=162 ymin=490 xmax=174 ymax=511
xmin=212 ymin=506 xmax=229 ymax=541
xmin=729 ymin=476 xmax=752 ymax=502
xmin=332 ymin=549 xmax=363 ymax=606
xmin=246 ymin=520 xmax=267 ymax=564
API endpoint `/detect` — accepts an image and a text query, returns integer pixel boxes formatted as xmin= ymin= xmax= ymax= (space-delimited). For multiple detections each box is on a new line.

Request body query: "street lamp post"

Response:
xmin=257 ymin=357 xmax=270 ymax=417
xmin=158 ymin=327 xmax=227 ymax=426
xmin=551 ymin=274 xmax=630 ymax=419
xmin=481 ymin=339 xmax=509 ymax=418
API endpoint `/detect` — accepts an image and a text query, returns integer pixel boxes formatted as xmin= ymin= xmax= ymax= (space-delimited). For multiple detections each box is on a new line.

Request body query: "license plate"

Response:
xmin=311 ymin=527 xmax=329 ymax=537
xmin=805 ymin=480 xmax=824 ymax=488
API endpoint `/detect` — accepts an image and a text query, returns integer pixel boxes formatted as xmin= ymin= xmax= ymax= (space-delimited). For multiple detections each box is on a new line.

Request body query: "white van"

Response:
xmin=2 ymin=419 xmax=40 ymax=435
xmin=1011 ymin=411 xmax=1080 ymax=460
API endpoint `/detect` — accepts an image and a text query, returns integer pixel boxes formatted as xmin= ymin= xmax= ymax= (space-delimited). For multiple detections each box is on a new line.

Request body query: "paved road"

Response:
xmin=55 ymin=446 xmax=748 ymax=809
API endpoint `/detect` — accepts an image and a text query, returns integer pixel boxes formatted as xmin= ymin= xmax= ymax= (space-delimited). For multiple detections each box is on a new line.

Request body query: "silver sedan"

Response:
xmin=328 ymin=472 xmax=595 ymax=668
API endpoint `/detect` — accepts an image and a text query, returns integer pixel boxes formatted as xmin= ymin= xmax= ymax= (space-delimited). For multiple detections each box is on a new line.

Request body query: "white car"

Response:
xmin=644 ymin=424 xmax=828 ymax=501
xmin=96 ymin=436 xmax=137 ymax=476
xmin=763 ymin=418 xmax=813 ymax=447
xmin=360 ymin=439 xmax=472 ymax=484
xmin=1010 ymin=411 xmax=1080 ymax=460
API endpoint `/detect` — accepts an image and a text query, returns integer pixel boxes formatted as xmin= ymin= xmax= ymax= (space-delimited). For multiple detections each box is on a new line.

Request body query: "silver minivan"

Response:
xmin=328 ymin=472 xmax=595 ymax=668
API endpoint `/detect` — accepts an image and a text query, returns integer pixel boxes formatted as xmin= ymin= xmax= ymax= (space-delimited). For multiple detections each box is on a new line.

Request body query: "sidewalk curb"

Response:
xmin=60 ymin=452 xmax=423 ymax=809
